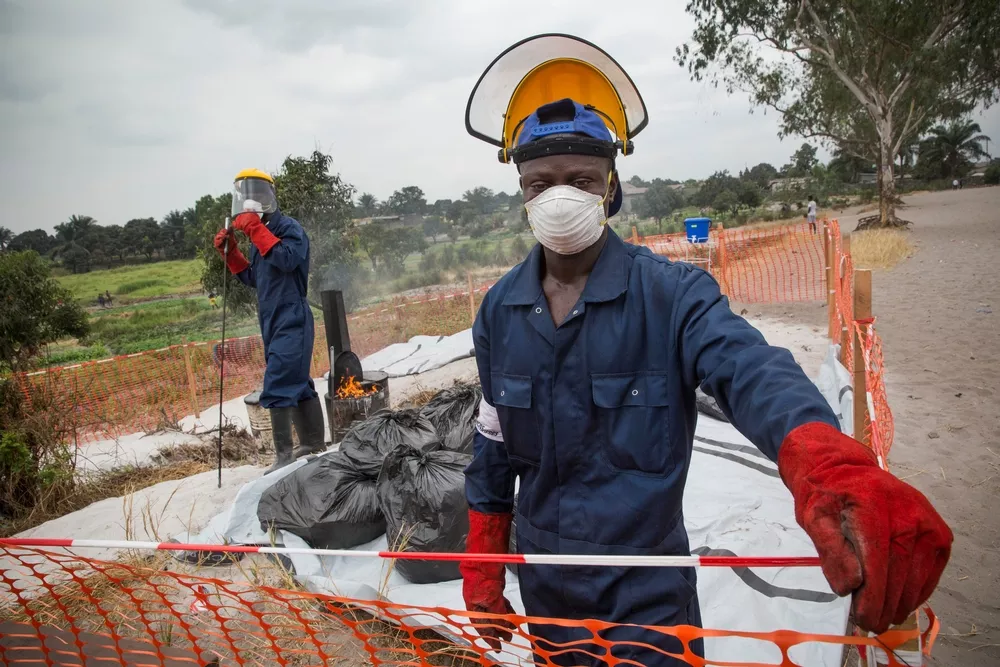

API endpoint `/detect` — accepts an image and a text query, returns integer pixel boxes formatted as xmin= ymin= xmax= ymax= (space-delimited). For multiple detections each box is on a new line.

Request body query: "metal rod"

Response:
xmin=217 ymin=216 xmax=230 ymax=489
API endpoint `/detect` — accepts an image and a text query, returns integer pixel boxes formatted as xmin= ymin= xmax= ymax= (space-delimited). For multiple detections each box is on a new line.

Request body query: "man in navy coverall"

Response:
xmin=459 ymin=99 xmax=952 ymax=666
xmin=214 ymin=169 xmax=326 ymax=473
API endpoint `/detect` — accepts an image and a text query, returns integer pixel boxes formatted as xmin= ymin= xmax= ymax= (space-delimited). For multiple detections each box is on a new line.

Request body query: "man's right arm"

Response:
xmin=465 ymin=296 xmax=515 ymax=512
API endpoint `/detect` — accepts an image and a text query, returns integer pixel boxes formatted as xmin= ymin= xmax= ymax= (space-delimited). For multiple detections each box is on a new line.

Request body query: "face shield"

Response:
xmin=232 ymin=176 xmax=278 ymax=217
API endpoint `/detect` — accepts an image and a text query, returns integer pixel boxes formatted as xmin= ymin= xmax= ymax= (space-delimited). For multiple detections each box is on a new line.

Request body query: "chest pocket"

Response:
xmin=592 ymin=372 xmax=675 ymax=476
xmin=492 ymin=373 xmax=541 ymax=466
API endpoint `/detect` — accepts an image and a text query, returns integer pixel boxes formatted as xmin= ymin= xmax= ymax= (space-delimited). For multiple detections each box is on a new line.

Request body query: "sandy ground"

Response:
xmin=850 ymin=188 xmax=1000 ymax=665
xmin=758 ymin=188 xmax=1000 ymax=664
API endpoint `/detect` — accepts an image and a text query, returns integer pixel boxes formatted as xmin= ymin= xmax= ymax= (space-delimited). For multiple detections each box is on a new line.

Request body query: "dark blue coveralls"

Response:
xmin=466 ymin=229 xmax=839 ymax=666
xmin=234 ymin=211 xmax=318 ymax=409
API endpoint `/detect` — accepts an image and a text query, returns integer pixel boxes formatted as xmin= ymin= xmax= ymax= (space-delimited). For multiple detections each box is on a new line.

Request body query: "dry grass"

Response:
xmin=849 ymin=229 xmax=915 ymax=269
xmin=0 ymin=424 xmax=257 ymax=538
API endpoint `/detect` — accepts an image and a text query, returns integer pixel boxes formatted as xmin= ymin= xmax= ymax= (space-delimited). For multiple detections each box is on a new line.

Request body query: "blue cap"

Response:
xmin=516 ymin=99 xmax=623 ymax=217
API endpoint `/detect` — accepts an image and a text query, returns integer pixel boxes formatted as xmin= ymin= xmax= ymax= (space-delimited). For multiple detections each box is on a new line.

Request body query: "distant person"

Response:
xmin=208 ymin=291 xmax=218 ymax=309
xmin=953 ymin=178 xmax=959 ymax=190
xmin=97 ymin=293 xmax=105 ymax=308
xmin=104 ymin=290 xmax=113 ymax=307
xmin=807 ymin=194 xmax=818 ymax=233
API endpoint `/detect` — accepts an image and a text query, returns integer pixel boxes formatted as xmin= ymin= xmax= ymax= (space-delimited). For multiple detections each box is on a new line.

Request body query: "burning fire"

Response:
xmin=335 ymin=375 xmax=379 ymax=400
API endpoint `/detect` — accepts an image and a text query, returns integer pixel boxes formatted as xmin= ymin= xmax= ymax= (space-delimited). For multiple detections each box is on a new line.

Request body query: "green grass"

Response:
xmin=79 ymin=296 xmax=258 ymax=356
xmin=56 ymin=259 xmax=203 ymax=303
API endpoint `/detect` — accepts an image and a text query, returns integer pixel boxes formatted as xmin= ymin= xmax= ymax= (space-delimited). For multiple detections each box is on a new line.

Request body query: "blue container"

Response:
xmin=685 ymin=217 xmax=711 ymax=243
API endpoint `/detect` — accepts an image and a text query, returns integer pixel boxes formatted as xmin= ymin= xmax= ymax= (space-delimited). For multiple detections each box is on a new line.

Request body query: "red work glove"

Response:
xmin=778 ymin=422 xmax=953 ymax=634
xmin=213 ymin=229 xmax=249 ymax=274
xmin=460 ymin=510 xmax=516 ymax=651
xmin=231 ymin=212 xmax=280 ymax=256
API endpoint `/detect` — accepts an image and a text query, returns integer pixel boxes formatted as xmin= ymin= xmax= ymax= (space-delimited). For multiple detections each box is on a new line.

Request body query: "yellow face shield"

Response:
xmin=465 ymin=33 xmax=649 ymax=163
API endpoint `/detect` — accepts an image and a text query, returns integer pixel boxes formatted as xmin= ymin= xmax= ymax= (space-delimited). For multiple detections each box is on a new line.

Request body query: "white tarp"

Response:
xmin=361 ymin=330 xmax=474 ymax=377
xmin=178 ymin=342 xmax=855 ymax=666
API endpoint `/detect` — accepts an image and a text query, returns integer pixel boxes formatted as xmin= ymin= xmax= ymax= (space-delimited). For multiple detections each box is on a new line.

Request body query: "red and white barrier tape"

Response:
xmin=0 ymin=538 xmax=820 ymax=569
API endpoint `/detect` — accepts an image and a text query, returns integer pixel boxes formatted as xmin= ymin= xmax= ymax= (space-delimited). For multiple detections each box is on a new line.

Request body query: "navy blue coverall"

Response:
xmin=466 ymin=229 xmax=839 ymax=665
xmin=234 ymin=211 xmax=318 ymax=409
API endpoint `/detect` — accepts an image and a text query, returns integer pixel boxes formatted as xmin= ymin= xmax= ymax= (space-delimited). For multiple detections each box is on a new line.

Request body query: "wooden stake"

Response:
xmin=181 ymin=337 xmax=200 ymax=419
xmin=839 ymin=234 xmax=852 ymax=367
xmin=467 ymin=272 xmax=476 ymax=326
xmin=823 ymin=220 xmax=835 ymax=341
xmin=631 ymin=226 xmax=639 ymax=245
xmin=853 ymin=269 xmax=872 ymax=445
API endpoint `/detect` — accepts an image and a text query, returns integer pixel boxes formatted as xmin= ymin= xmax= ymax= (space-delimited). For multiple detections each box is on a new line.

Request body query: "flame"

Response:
xmin=335 ymin=375 xmax=379 ymax=400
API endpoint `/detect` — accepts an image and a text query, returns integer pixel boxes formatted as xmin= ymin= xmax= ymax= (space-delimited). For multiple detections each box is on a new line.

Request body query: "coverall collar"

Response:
xmin=503 ymin=228 xmax=629 ymax=306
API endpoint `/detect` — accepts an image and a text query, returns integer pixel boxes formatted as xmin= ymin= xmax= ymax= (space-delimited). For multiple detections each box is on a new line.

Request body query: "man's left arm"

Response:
xmin=674 ymin=267 xmax=952 ymax=634
xmin=673 ymin=268 xmax=837 ymax=459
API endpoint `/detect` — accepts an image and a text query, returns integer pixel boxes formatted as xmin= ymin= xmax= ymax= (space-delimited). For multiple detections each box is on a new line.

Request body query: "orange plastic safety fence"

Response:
xmin=0 ymin=547 xmax=925 ymax=667
xmin=856 ymin=320 xmax=895 ymax=463
xmin=13 ymin=285 xmax=491 ymax=444
xmin=635 ymin=223 xmax=826 ymax=304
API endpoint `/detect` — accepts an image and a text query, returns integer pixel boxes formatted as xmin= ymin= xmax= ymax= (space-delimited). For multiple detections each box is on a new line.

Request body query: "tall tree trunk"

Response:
xmin=876 ymin=118 xmax=897 ymax=227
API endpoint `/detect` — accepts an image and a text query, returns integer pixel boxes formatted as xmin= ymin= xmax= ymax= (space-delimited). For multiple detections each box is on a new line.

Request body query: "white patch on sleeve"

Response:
xmin=475 ymin=396 xmax=503 ymax=442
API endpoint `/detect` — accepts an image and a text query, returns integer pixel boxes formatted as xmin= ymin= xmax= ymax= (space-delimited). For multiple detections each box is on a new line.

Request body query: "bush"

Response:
xmin=985 ymin=164 xmax=1000 ymax=186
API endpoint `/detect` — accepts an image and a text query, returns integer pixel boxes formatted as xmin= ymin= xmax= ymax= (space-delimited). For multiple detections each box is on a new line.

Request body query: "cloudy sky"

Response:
xmin=2 ymin=0 xmax=998 ymax=234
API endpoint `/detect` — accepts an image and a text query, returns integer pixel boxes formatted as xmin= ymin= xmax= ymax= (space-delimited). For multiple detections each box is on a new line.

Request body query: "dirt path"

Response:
xmin=837 ymin=188 xmax=1000 ymax=665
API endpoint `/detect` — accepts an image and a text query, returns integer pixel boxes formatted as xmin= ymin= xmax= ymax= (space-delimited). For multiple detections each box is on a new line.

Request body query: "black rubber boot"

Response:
xmin=291 ymin=396 xmax=327 ymax=460
xmin=265 ymin=407 xmax=296 ymax=474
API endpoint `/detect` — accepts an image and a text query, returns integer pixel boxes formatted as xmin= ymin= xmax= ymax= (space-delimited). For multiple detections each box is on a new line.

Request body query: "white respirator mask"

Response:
xmin=524 ymin=174 xmax=612 ymax=255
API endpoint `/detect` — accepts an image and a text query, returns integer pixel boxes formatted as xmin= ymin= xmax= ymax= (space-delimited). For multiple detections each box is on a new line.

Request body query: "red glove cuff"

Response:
xmin=461 ymin=510 xmax=512 ymax=613
xmin=233 ymin=213 xmax=280 ymax=256
xmin=225 ymin=250 xmax=250 ymax=275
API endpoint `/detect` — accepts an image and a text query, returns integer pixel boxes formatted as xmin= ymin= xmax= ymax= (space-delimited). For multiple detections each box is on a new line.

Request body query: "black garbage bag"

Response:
xmin=257 ymin=451 xmax=386 ymax=549
xmin=377 ymin=443 xmax=472 ymax=584
xmin=340 ymin=409 xmax=439 ymax=478
xmin=696 ymin=388 xmax=729 ymax=423
xmin=419 ymin=384 xmax=482 ymax=454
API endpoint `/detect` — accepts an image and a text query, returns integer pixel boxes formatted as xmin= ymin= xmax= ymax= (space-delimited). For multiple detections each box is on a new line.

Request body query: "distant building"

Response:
xmin=352 ymin=214 xmax=423 ymax=228
xmin=620 ymin=182 xmax=648 ymax=215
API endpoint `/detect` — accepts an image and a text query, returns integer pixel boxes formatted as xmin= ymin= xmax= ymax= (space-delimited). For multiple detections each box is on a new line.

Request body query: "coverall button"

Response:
xmin=535 ymin=307 xmax=542 ymax=314
xmin=631 ymin=389 xmax=639 ymax=396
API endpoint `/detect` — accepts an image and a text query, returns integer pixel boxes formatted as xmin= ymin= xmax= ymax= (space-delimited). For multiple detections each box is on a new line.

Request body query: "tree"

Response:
xmin=123 ymin=218 xmax=161 ymax=260
xmin=788 ymin=143 xmax=819 ymax=176
xmin=463 ymin=186 xmax=496 ymax=215
xmin=160 ymin=210 xmax=188 ymax=259
xmin=737 ymin=181 xmax=763 ymax=209
xmin=446 ymin=199 xmax=469 ymax=223
xmin=422 ymin=216 xmax=444 ymax=243
xmin=712 ymin=190 xmax=739 ymax=216
xmin=356 ymin=193 xmax=379 ymax=218
xmin=9 ymin=229 xmax=54 ymax=255
xmin=384 ymin=186 xmax=427 ymax=215
xmin=272 ymin=151 xmax=359 ymax=305
xmin=357 ymin=222 xmax=425 ymax=276
xmin=828 ymin=148 xmax=870 ymax=183
xmin=429 ymin=199 xmax=452 ymax=217
xmin=984 ymin=162 xmax=1000 ymax=185
xmin=0 ymin=251 xmax=88 ymax=372
xmin=0 ymin=227 xmax=11 ymax=252
xmin=638 ymin=180 xmax=685 ymax=230
xmin=914 ymin=120 xmax=991 ymax=179
xmin=692 ymin=171 xmax=740 ymax=208
xmin=628 ymin=175 xmax=652 ymax=187
xmin=103 ymin=224 xmax=127 ymax=262
xmin=679 ymin=0 xmax=1000 ymax=227
xmin=742 ymin=162 xmax=779 ymax=188
xmin=197 ymin=192 xmax=257 ymax=315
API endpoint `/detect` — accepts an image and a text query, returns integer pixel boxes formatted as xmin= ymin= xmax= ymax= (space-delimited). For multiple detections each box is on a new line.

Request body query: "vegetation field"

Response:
xmin=56 ymin=259 xmax=203 ymax=303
